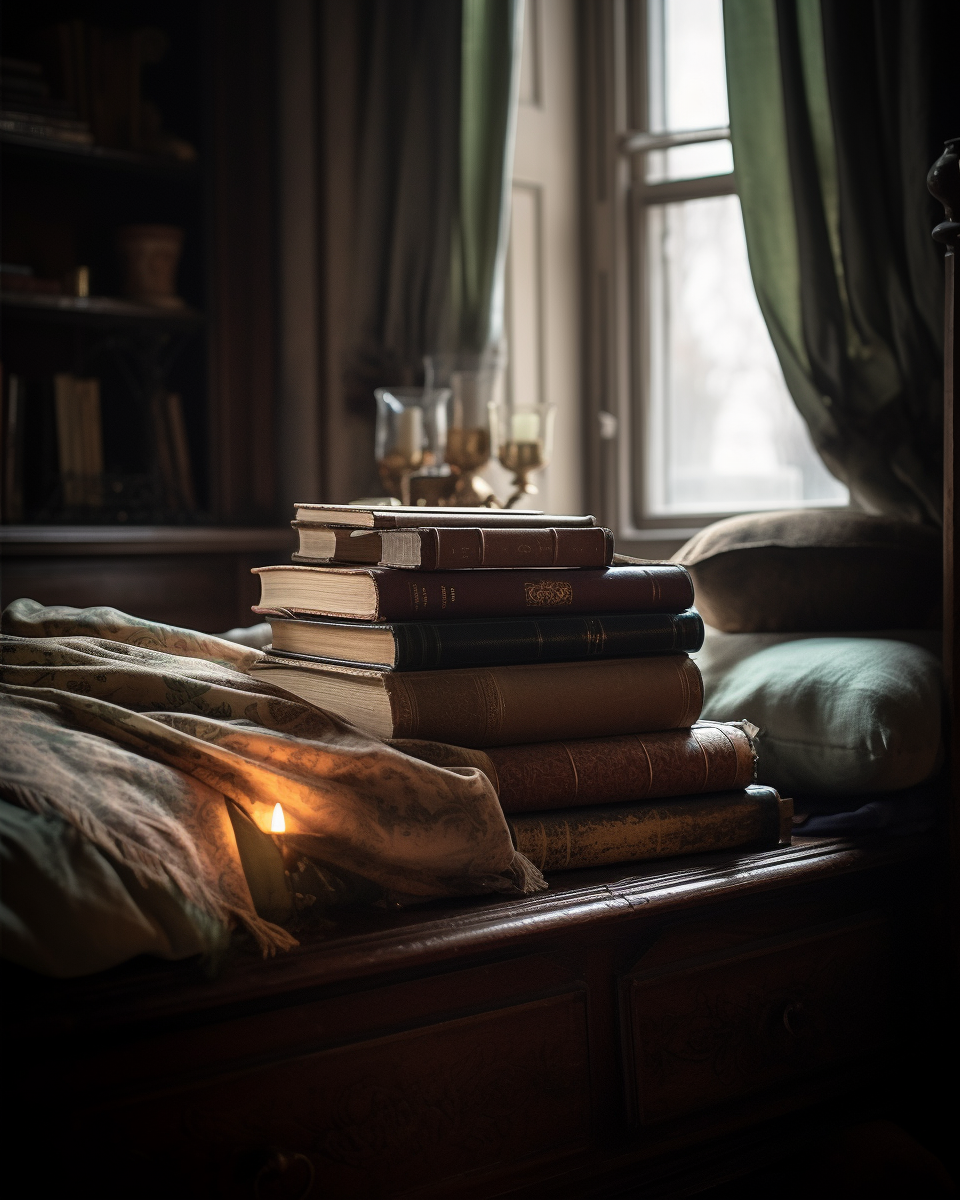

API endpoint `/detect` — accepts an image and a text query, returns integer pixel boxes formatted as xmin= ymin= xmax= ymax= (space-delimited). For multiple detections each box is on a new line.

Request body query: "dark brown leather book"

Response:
xmin=252 ymin=563 xmax=695 ymax=622
xmin=507 ymin=785 xmax=791 ymax=871
xmin=293 ymin=503 xmax=596 ymax=528
xmin=264 ymin=609 xmax=704 ymax=670
xmin=393 ymin=721 xmax=755 ymax=812
xmin=249 ymin=653 xmax=703 ymax=746
xmin=293 ymin=524 xmax=615 ymax=569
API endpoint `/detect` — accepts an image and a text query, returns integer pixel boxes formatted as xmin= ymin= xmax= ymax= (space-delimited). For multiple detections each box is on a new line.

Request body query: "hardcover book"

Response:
xmin=252 ymin=563 xmax=695 ymax=622
xmin=293 ymin=524 xmax=615 ymax=569
xmin=293 ymin=503 xmax=596 ymax=528
xmin=507 ymin=785 xmax=791 ymax=871
xmin=265 ymin=610 xmax=704 ymax=670
xmin=393 ymin=721 xmax=755 ymax=812
xmin=249 ymin=653 xmax=704 ymax=746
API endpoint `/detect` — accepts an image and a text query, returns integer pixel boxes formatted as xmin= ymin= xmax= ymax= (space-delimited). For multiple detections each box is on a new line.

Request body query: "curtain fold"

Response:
xmin=345 ymin=0 xmax=522 ymax=400
xmin=724 ymin=0 xmax=959 ymax=524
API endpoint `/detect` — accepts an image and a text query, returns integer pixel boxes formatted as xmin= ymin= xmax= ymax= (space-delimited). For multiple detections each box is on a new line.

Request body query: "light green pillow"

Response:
xmin=700 ymin=637 xmax=942 ymax=795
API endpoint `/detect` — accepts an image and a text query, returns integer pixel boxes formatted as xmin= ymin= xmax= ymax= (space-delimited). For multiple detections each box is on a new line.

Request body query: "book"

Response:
xmin=265 ymin=610 xmax=704 ymax=670
xmin=293 ymin=524 xmax=615 ymax=569
xmin=54 ymin=374 xmax=103 ymax=508
xmin=249 ymin=653 xmax=703 ymax=745
xmin=293 ymin=502 xmax=596 ymax=529
xmin=507 ymin=785 xmax=791 ymax=872
xmin=252 ymin=563 xmax=695 ymax=622
xmin=2 ymin=373 xmax=24 ymax=523
xmin=466 ymin=722 xmax=756 ymax=812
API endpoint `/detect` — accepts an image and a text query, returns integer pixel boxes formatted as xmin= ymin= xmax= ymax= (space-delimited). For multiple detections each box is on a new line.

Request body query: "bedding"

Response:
xmin=0 ymin=599 xmax=544 ymax=977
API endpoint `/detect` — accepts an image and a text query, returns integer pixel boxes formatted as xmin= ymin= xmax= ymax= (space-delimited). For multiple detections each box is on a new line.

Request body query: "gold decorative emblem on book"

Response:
xmin=524 ymin=580 xmax=574 ymax=606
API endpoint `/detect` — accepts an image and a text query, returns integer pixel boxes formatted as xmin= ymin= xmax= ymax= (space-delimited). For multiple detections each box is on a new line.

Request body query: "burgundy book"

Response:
xmin=252 ymin=563 xmax=695 ymax=622
xmin=293 ymin=524 xmax=615 ymax=569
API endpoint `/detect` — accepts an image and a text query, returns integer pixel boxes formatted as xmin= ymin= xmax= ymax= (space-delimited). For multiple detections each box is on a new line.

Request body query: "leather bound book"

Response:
xmin=508 ymin=785 xmax=791 ymax=871
xmin=293 ymin=524 xmax=615 ymax=569
xmin=293 ymin=503 xmax=596 ymax=528
xmin=249 ymin=653 xmax=703 ymax=746
xmin=484 ymin=722 xmax=755 ymax=812
xmin=252 ymin=563 xmax=695 ymax=622
xmin=265 ymin=610 xmax=704 ymax=670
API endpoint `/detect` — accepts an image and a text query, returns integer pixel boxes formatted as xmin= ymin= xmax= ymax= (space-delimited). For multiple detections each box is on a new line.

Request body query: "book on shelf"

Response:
xmin=2 ymin=372 xmax=25 ymax=523
xmin=393 ymin=721 xmax=756 ymax=812
xmin=53 ymin=373 xmax=103 ymax=507
xmin=293 ymin=503 xmax=596 ymax=530
xmin=293 ymin=524 xmax=615 ymax=570
xmin=265 ymin=610 xmax=705 ymax=671
xmin=252 ymin=563 xmax=695 ymax=622
xmin=249 ymin=653 xmax=703 ymax=746
xmin=507 ymin=785 xmax=791 ymax=872
xmin=150 ymin=391 xmax=196 ymax=514
xmin=0 ymin=54 xmax=94 ymax=145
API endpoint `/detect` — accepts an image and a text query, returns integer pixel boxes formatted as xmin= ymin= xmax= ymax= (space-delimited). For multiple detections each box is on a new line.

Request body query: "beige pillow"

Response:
xmin=673 ymin=509 xmax=941 ymax=632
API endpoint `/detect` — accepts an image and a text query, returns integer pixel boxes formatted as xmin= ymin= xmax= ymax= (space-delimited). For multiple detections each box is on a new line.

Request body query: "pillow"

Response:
xmin=673 ymin=509 xmax=941 ymax=632
xmin=699 ymin=637 xmax=942 ymax=795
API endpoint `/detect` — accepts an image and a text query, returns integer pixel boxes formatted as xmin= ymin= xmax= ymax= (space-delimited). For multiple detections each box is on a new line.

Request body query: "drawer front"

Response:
xmin=97 ymin=991 xmax=590 ymax=1198
xmin=623 ymin=916 xmax=891 ymax=1124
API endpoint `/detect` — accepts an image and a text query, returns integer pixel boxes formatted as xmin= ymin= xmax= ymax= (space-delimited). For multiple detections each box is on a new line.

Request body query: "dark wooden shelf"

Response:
xmin=0 ymin=129 xmax=199 ymax=177
xmin=1 ymin=291 xmax=204 ymax=328
xmin=0 ymin=525 xmax=296 ymax=556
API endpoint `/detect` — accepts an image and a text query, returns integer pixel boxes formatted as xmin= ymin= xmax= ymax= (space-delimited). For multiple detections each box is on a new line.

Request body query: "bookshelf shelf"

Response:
xmin=0 ymin=131 xmax=200 ymax=178
xmin=2 ymin=292 xmax=204 ymax=328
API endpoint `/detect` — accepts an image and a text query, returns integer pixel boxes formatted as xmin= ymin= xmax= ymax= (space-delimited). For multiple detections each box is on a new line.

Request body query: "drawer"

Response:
xmin=621 ymin=915 xmax=891 ymax=1125
xmin=86 ymin=991 xmax=591 ymax=1199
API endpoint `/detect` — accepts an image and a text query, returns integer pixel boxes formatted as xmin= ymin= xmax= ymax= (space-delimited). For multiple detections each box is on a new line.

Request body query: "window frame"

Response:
xmin=581 ymin=0 xmax=809 ymax=555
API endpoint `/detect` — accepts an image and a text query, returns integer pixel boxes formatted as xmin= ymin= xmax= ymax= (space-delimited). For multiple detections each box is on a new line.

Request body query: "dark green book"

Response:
xmin=263 ymin=610 xmax=704 ymax=671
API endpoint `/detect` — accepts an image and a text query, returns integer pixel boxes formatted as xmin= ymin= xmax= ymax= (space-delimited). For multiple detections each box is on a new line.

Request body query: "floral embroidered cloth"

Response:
xmin=0 ymin=600 xmax=544 ymax=972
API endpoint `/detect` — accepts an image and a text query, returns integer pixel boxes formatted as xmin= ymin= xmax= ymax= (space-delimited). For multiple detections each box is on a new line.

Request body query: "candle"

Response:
xmin=395 ymin=405 xmax=423 ymax=462
xmin=510 ymin=411 xmax=540 ymax=443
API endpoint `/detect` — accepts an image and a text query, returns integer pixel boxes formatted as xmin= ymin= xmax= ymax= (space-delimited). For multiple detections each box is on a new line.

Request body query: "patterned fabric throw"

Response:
xmin=0 ymin=600 xmax=544 ymax=962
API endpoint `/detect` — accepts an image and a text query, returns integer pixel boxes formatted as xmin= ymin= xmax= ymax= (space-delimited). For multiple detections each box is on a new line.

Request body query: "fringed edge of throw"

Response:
xmin=227 ymin=906 xmax=300 ymax=956
xmin=487 ymin=852 xmax=548 ymax=895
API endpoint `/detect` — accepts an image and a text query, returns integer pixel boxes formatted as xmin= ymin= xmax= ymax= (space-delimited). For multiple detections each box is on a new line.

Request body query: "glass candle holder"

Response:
xmin=424 ymin=354 xmax=503 ymax=506
xmin=374 ymin=387 xmax=449 ymax=504
xmin=490 ymin=401 xmax=556 ymax=508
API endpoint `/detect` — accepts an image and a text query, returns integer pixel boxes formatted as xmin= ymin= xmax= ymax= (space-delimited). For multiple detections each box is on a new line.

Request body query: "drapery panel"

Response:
xmin=344 ymin=0 xmax=522 ymax=401
xmin=724 ymin=0 xmax=959 ymax=524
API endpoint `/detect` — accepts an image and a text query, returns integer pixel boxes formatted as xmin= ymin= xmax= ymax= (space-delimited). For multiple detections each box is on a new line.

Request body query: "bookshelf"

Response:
xmin=1 ymin=0 xmax=284 ymax=630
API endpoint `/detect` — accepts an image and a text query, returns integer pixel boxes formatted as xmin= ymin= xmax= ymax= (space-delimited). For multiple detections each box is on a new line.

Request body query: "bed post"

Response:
xmin=928 ymin=138 xmax=960 ymax=941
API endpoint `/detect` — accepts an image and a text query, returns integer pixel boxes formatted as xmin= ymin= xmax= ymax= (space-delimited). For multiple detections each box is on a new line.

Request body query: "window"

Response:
xmin=582 ymin=0 xmax=847 ymax=550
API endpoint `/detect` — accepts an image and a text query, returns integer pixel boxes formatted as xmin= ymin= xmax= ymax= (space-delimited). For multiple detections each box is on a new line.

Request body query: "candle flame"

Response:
xmin=270 ymin=802 xmax=286 ymax=834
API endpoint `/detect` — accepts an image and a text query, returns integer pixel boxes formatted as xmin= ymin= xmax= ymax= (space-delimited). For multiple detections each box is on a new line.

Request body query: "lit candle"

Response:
xmin=510 ymin=411 xmax=540 ymax=443
xmin=396 ymin=406 xmax=423 ymax=462
xmin=271 ymin=802 xmax=286 ymax=833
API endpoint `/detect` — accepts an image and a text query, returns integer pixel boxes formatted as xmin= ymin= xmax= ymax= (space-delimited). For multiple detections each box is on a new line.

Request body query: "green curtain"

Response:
xmin=724 ymin=0 xmax=959 ymax=525
xmin=346 ymin=0 xmax=522 ymax=400
xmin=451 ymin=0 xmax=524 ymax=355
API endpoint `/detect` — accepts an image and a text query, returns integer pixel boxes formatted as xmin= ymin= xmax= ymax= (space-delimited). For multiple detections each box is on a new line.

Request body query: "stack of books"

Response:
xmin=249 ymin=504 xmax=791 ymax=874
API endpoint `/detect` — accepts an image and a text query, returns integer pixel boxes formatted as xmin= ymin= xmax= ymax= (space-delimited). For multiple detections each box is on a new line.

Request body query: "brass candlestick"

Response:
xmin=492 ymin=403 xmax=556 ymax=508
xmin=445 ymin=426 xmax=499 ymax=505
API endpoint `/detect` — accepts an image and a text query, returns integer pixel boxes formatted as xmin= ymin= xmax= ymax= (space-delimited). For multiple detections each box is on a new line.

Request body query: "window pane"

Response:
xmin=645 ymin=195 xmax=849 ymax=515
xmin=646 ymin=139 xmax=733 ymax=184
xmin=649 ymin=0 xmax=729 ymax=133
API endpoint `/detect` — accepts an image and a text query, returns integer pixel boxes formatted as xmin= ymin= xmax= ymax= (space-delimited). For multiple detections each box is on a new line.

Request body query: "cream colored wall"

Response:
xmin=494 ymin=0 xmax=584 ymax=516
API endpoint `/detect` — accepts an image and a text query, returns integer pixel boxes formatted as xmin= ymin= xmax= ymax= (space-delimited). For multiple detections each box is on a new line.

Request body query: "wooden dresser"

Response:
xmin=6 ymin=833 xmax=941 ymax=1198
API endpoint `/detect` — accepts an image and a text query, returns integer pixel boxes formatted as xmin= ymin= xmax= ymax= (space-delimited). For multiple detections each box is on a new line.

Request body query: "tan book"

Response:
xmin=293 ymin=502 xmax=596 ymax=529
xmin=393 ymin=722 xmax=756 ymax=813
xmin=166 ymin=393 xmax=196 ymax=510
xmin=250 ymin=653 xmax=703 ymax=746
xmin=54 ymin=373 xmax=83 ymax=506
xmin=507 ymin=786 xmax=792 ymax=872
xmin=293 ymin=524 xmax=615 ymax=569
